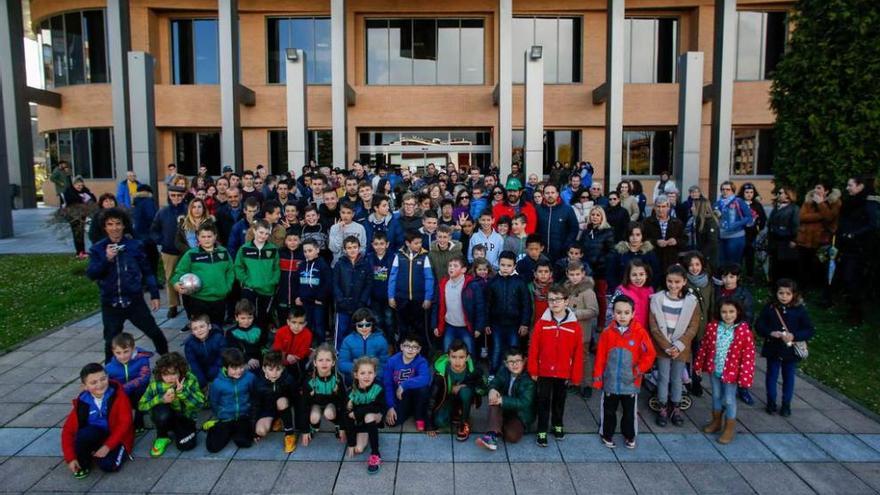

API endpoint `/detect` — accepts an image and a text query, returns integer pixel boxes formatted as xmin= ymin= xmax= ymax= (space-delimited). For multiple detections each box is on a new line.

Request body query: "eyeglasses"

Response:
xmin=460 ymin=195 xmax=470 ymax=199
xmin=548 ymin=296 xmax=566 ymax=302
xmin=506 ymin=359 xmax=524 ymax=365
xmin=401 ymin=344 xmax=421 ymax=350
xmin=356 ymin=322 xmax=373 ymax=328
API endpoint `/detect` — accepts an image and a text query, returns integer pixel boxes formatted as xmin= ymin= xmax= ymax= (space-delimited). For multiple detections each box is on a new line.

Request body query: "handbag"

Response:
xmin=774 ymin=307 xmax=808 ymax=359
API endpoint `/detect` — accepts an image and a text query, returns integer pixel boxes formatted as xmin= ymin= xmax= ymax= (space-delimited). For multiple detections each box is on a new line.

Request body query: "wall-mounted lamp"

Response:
xmin=529 ymin=45 xmax=543 ymax=60
xmin=286 ymin=48 xmax=299 ymax=61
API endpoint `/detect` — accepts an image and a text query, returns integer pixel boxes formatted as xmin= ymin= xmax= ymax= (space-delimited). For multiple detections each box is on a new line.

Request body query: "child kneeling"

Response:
xmin=62 ymin=363 xmax=134 ymax=479
xmin=594 ymin=295 xmax=656 ymax=449
xmin=254 ymin=351 xmax=301 ymax=453
xmin=205 ymin=348 xmax=257 ymax=452
xmin=346 ymin=356 xmax=386 ymax=474
xmin=476 ymin=347 xmax=535 ymax=451
xmin=301 ymin=344 xmax=348 ymax=446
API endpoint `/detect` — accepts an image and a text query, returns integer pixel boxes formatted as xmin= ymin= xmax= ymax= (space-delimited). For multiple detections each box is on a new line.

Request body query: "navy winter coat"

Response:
xmin=536 ymin=202 xmax=579 ymax=261
xmin=87 ymin=237 xmax=159 ymax=306
xmin=333 ymin=254 xmax=373 ymax=314
xmin=578 ymin=225 xmax=615 ymax=279
xmin=486 ymin=274 xmax=532 ymax=327
xmin=150 ymin=202 xmax=187 ymax=255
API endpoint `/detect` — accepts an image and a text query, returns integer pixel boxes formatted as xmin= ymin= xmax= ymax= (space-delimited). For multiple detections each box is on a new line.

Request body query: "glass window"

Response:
xmin=511 ymin=129 xmax=581 ymax=175
xmin=731 ymin=128 xmax=775 ymax=176
xmin=38 ymin=10 xmax=110 ymax=88
xmin=511 ymin=17 xmax=582 ymax=84
xmin=736 ymin=11 xmax=788 ymax=81
xmin=624 ymin=18 xmax=678 ymax=83
xmin=174 ymin=131 xmax=221 ymax=175
xmin=171 ymin=19 xmax=219 ymax=84
xmin=267 ymin=17 xmax=332 ymax=84
xmin=622 ymin=129 xmax=675 ymax=176
xmin=43 ymin=128 xmax=115 ymax=178
xmin=366 ymin=19 xmax=484 ymax=85
xmin=269 ymin=130 xmax=334 ymax=171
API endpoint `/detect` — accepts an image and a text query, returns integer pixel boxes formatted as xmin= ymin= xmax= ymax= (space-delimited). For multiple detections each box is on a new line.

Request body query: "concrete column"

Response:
xmin=674 ymin=52 xmax=704 ymax=192
xmin=331 ymin=0 xmax=346 ymax=167
xmin=107 ymin=0 xmax=132 ymax=178
xmin=523 ymin=49 xmax=544 ymax=181
xmin=286 ymin=49 xmax=308 ymax=177
xmin=604 ymin=0 xmax=625 ymax=190
xmin=0 ymin=0 xmax=36 ymax=208
xmin=498 ymin=0 xmax=512 ymax=180
xmin=219 ymin=0 xmax=242 ymax=171
xmin=0 ymin=81 xmax=12 ymax=238
xmin=709 ymin=0 xmax=736 ymax=198
xmin=128 ymin=52 xmax=157 ymax=189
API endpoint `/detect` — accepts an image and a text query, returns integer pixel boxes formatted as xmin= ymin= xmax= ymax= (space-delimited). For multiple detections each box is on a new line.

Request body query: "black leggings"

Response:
xmin=150 ymin=405 xmax=198 ymax=451
xmin=206 ymin=417 xmax=253 ymax=452
xmin=536 ymin=377 xmax=567 ymax=433
xmin=347 ymin=420 xmax=381 ymax=456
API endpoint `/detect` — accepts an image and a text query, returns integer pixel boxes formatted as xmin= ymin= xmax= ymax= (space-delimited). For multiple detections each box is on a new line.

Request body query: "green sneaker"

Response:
xmin=536 ymin=432 xmax=548 ymax=447
xmin=202 ymin=419 xmax=219 ymax=431
xmin=72 ymin=468 xmax=90 ymax=479
xmin=150 ymin=437 xmax=172 ymax=457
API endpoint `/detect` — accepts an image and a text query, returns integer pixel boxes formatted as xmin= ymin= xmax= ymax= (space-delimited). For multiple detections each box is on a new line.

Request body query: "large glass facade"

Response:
xmin=735 ymin=11 xmax=788 ymax=81
xmin=172 ymin=19 xmax=220 ymax=84
xmin=358 ymin=130 xmax=491 ymax=172
xmin=511 ymin=130 xmax=581 ymax=175
xmin=366 ymin=19 xmax=484 ymax=85
xmin=512 ymin=17 xmax=582 ymax=84
xmin=44 ymin=128 xmax=114 ymax=179
xmin=622 ymin=129 xmax=675 ymax=176
xmin=38 ymin=10 xmax=109 ymax=88
xmin=174 ymin=131 xmax=221 ymax=175
xmin=267 ymin=18 xmax=332 ymax=84
xmin=269 ymin=130 xmax=334 ymax=171
xmin=731 ymin=128 xmax=775 ymax=176
xmin=624 ymin=18 xmax=678 ymax=83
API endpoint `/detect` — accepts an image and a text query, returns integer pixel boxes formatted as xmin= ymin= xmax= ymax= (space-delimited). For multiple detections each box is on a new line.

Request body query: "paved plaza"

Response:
xmin=0 ymin=305 xmax=880 ymax=494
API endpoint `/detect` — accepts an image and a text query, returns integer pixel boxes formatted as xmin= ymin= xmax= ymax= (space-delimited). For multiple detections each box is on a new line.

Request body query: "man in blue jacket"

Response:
xmin=388 ymin=230 xmax=435 ymax=354
xmin=87 ymin=208 xmax=169 ymax=363
xmin=115 ymin=171 xmax=141 ymax=209
xmin=149 ymin=185 xmax=188 ymax=318
xmin=536 ymin=184 xmax=580 ymax=262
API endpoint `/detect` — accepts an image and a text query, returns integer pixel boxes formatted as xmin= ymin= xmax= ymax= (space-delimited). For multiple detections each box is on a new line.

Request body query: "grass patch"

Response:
xmin=0 ymin=254 xmax=99 ymax=351
xmin=750 ymin=284 xmax=880 ymax=416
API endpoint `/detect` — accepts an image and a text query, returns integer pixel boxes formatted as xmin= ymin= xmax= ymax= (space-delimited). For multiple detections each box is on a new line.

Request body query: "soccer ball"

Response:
xmin=178 ymin=273 xmax=202 ymax=294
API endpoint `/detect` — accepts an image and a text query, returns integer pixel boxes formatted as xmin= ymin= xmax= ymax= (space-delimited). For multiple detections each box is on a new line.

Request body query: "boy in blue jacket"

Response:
xmin=367 ymin=233 xmax=395 ymax=343
xmin=183 ymin=315 xmax=227 ymax=389
xmin=105 ymin=333 xmax=152 ymax=434
xmin=486 ymin=251 xmax=532 ymax=376
xmin=333 ymin=236 xmax=373 ymax=350
xmin=383 ymin=334 xmax=432 ymax=431
xmin=204 ymin=348 xmax=257 ymax=452
xmin=296 ymin=239 xmax=332 ymax=344
xmin=388 ymin=230 xmax=435 ymax=353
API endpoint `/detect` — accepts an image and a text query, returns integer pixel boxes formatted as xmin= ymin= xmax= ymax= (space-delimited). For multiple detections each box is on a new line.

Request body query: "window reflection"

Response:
xmin=731 ymin=128 xmax=775 ymax=176
xmin=511 ymin=17 xmax=581 ymax=84
xmin=43 ymin=128 xmax=115 ymax=179
xmin=172 ymin=19 xmax=219 ymax=84
xmin=622 ymin=129 xmax=675 ymax=175
xmin=735 ymin=11 xmax=788 ymax=81
xmin=511 ymin=130 xmax=581 ymax=174
xmin=269 ymin=130 xmax=334 ymax=170
xmin=39 ymin=10 xmax=110 ymax=88
xmin=357 ymin=130 xmax=492 ymax=172
xmin=624 ymin=18 xmax=678 ymax=83
xmin=175 ymin=131 xmax=221 ymax=175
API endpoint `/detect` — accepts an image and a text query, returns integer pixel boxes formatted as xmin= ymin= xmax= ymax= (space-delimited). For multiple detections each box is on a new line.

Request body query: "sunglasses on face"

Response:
xmin=356 ymin=322 xmax=372 ymax=328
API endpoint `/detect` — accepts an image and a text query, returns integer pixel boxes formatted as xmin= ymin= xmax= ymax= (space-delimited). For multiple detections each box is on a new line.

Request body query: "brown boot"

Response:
xmin=702 ymin=411 xmax=723 ymax=434
xmin=718 ymin=419 xmax=737 ymax=444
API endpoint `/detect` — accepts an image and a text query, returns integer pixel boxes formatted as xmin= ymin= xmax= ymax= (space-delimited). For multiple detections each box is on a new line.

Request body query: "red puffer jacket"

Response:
xmin=527 ymin=308 xmax=583 ymax=384
xmin=694 ymin=321 xmax=756 ymax=388
xmin=61 ymin=381 xmax=134 ymax=463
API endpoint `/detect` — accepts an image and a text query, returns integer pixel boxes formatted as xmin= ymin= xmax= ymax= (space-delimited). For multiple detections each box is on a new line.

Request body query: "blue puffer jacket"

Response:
xmin=87 ymin=237 xmax=160 ymax=306
xmin=209 ymin=368 xmax=256 ymax=421
xmin=227 ymin=217 xmax=251 ymax=260
xmin=333 ymin=254 xmax=372 ymax=313
xmin=131 ymin=192 xmax=157 ymax=241
xmin=536 ymin=202 xmax=580 ymax=261
xmin=150 ymin=202 xmax=187 ymax=255
xmin=105 ymin=347 xmax=153 ymax=398
xmin=338 ymin=331 xmax=390 ymax=378
xmin=183 ymin=327 xmax=227 ymax=387
xmin=388 ymin=247 xmax=435 ymax=303
xmin=486 ymin=274 xmax=532 ymax=327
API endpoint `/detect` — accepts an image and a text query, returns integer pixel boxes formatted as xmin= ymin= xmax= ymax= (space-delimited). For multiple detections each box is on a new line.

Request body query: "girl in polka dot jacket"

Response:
xmin=694 ymin=297 xmax=755 ymax=444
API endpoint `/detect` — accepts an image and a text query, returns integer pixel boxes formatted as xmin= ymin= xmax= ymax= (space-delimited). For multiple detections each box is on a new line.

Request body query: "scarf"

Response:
xmin=714 ymin=322 xmax=736 ymax=377
xmin=532 ymin=278 xmax=551 ymax=302
xmin=687 ymin=272 xmax=709 ymax=288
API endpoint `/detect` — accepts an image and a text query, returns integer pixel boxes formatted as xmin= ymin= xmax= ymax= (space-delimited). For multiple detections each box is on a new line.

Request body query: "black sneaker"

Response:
xmin=600 ymin=435 xmax=615 ymax=448
xmin=166 ymin=306 xmax=179 ymax=319
xmin=780 ymin=403 xmax=792 ymax=417
xmin=552 ymin=426 xmax=565 ymax=440
xmin=765 ymin=401 xmax=778 ymax=415
xmin=655 ymin=407 xmax=669 ymax=427
xmin=580 ymin=386 xmax=593 ymax=399
xmin=536 ymin=432 xmax=548 ymax=447
xmin=180 ymin=323 xmax=190 ymax=333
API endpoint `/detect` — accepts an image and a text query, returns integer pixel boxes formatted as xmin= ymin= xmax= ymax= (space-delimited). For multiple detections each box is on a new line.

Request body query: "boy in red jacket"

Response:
xmin=527 ymin=283 xmax=583 ymax=447
xmin=272 ymin=307 xmax=313 ymax=382
xmin=593 ymin=294 xmax=656 ymax=449
xmin=62 ymin=363 xmax=134 ymax=479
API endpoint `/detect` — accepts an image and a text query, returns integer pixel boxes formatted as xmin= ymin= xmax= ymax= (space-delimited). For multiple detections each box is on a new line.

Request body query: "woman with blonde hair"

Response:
xmin=689 ymin=197 xmax=720 ymax=270
xmin=579 ymin=206 xmax=615 ymax=328
xmin=175 ymin=198 xmax=214 ymax=253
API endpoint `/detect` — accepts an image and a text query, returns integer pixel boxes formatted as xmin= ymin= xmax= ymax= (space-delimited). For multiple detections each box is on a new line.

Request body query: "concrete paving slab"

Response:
xmin=858 ymin=434 xmax=880 ymax=454
xmin=29 ymin=456 xmax=105 ymax=492
xmin=505 ymin=434 xmax=562 ymax=462
xmin=150 ymin=458 xmax=228 ymax=493
xmin=231 ymin=433 xmax=290 ymax=461
xmin=713 ymin=433 xmax=779 ymax=463
xmin=5 ymin=382 xmax=65 ymax=403
xmin=756 ymin=433 xmax=832 ymax=462
xmin=286 ymin=432 xmax=343 ymax=461
xmin=612 ymin=434 xmax=671 ymax=462
xmin=0 ymin=366 xmax=48 ymax=385
xmin=0 ymin=351 xmax=39 ymax=367
xmin=177 ymin=436 xmax=237 ymax=460
xmin=0 ymin=456 xmax=59 ymax=492
xmin=18 ymin=427 xmax=61 ymax=456
xmin=567 ymin=462 xmax=636 ymax=494
xmin=807 ymin=433 xmax=880 ymax=462
xmin=399 ymin=432 xmax=452 ymax=462
xmin=0 ymin=403 xmax=35 ymax=426
xmin=736 ymin=409 xmax=797 ymax=433
xmin=342 ymin=432 xmax=399 ymax=462
xmin=677 ymin=462 xmax=755 ymax=494
xmin=833 ymin=409 xmax=880 ymax=434
xmin=451 ymin=432 xmax=507 ymax=462
xmin=564 ymin=397 xmax=599 ymax=433
xmin=621 ymin=462 xmax=696 ymax=494
xmin=91 ymin=457 xmax=174 ymax=493
xmin=273 ymin=460 xmax=339 ymax=494
xmin=843 ymin=463 xmax=880 ymax=492
xmin=0 ymin=427 xmax=47 ymax=455
xmin=556 ymin=433 xmax=618 ymax=463
xmin=788 ymin=462 xmax=876 ymax=494
xmin=333 ymin=459 xmax=396 ymax=494
xmin=510 ymin=462 xmax=576 ymax=495
xmin=43 ymin=382 xmax=84 ymax=404
xmin=732 ymin=462 xmax=815 ymax=495
xmin=30 ymin=367 xmax=80 ymax=385
xmin=454 ymin=462 xmax=514 ymax=493
xmin=787 ymin=409 xmax=848 ymax=433
xmin=7 ymin=403 xmax=70 ymax=428
xmin=797 ymin=389 xmax=853 ymax=410
xmin=394 ymin=462 xmax=453 ymax=495
xmin=656 ymin=433 xmax=725 ymax=463
xmin=210 ymin=459 xmax=283 ymax=494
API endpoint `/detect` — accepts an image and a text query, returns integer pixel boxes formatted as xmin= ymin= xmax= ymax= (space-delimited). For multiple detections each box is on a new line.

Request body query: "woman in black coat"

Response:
xmin=579 ymin=205 xmax=616 ymax=328
xmin=604 ymin=191 xmax=630 ymax=243
xmin=61 ymin=176 xmax=97 ymax=258
xmin=766 ymin=186 xmax=800 ymax=285
xmin=834 ymin=176 xmax=880 ymax=325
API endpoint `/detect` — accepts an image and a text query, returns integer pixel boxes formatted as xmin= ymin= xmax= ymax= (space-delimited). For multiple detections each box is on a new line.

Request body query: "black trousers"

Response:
xmin=601 ymin=392 xmax=637 ymax=441
xmin=206 ymin=417 xmax=253 ymax=452
xmin=396 ymin=299 xmax=432 ymax=354
xmin=536 ymin=377 xmax=567 ymax=433
xmin=242 ymin=288 xmax=274 ymax=342
xmin=183 ymin=296 xmax=227 ymax=328
xmin=75 ymin=425 xmax=127 ymax=472
xmin=101 ymin=298 xmax=169 ymax=363
xmin=395 ymin=386 xmax=430 ymax=424
xmin=150 ymin=404 xmax=198 ymax=451
xmin=347 ymin=421 xmax=381 ymax=456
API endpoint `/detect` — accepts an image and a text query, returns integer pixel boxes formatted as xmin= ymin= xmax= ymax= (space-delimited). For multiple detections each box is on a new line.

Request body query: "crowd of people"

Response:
xmin=55 ymin=158 xmax=879 ymax=479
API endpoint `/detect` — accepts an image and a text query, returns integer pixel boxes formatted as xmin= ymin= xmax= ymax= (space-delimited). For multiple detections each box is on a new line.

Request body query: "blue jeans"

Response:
xmin=491 ymin=325 xmax=520 ymax=374
xmin=711 ymin=374 xmax=738 ymax=420
xmin=442 ymin=325 xmax=474 ymax=354
xmin=334 ymin=311 xmax=352 ymax=351
xmin=719 ymin=235 xmax=746 ymax=267
xmin=304 ymin=303 xmax=326 ymax=345
xmin=765 ymin=358 xmax=797 ymax=406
